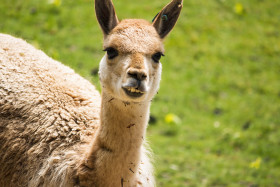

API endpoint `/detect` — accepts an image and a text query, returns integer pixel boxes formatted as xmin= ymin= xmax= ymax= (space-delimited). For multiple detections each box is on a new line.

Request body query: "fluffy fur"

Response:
xmin=0 ymin=0 xmax=182 ymax=186
xmin=0 ymin=33 xmax=101 ymax=186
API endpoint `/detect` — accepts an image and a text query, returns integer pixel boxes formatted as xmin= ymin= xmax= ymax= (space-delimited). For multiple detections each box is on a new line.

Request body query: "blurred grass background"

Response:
xmin=1 ymin=0 xmax=280 ymax=186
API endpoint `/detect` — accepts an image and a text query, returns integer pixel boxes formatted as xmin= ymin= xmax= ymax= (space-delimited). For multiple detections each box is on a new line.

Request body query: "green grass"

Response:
xmin=1 ymin=0 xmax=280 ymax=186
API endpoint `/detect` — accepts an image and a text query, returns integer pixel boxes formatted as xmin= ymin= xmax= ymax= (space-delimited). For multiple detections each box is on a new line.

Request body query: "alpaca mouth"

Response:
xmin=122 ymin=87 xmax=144 ymax=98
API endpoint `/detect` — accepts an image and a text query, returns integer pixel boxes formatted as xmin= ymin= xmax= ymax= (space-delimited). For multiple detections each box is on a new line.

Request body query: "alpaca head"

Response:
xmin=96 ymin=0 xmax=183 ymax=102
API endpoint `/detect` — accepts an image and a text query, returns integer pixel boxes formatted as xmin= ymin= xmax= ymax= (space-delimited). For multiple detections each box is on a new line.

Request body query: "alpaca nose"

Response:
xmin=123 ymin=68 xmax=148 ymax=92
xmin=127 ymin=69 xmax=147 ymax=81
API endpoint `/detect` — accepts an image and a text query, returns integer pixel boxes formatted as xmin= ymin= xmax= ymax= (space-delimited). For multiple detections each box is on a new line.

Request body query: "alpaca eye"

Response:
xmin=152 ymin=52 xmax=164 ymax=63
xmin=104 ymin=47 xmax=118 ymax=59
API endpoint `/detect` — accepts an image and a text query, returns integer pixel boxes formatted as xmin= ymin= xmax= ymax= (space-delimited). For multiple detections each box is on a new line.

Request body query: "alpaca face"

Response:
xmin=99 ymin=20 xmax=163 ymax=102
xmin=96 ymin=0 xmax=183 ymax=102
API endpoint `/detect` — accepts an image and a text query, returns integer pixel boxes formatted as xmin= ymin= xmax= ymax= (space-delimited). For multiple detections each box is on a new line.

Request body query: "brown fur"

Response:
xmin=130 ymin=53 xmax=145 ymax=69
xmin=0 ymin=33 xmax=100 ymax=186
xmin=104 ymin=19 xmax=164 ymax=54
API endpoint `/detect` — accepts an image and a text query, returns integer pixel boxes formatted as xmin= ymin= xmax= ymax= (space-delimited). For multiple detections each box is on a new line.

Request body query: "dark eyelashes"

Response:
xmin=152 ymin=52 xmax=165 ymax=63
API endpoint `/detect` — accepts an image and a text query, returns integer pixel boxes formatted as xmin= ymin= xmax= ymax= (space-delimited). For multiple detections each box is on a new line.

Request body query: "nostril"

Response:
xmin=142 ymin=74 xmax=147 ymax=79
xmin=128 ymin=72 xmax=138 ymax=80
xmin=127 ymin=70 xmax=147 ymax=81
xmin=141 ymin=74 xmax=147 ymax=80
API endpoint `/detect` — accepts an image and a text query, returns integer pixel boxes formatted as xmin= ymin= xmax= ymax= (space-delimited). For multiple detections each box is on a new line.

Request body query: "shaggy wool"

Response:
xmin=0 ymin=33 xmax=101 ymax=186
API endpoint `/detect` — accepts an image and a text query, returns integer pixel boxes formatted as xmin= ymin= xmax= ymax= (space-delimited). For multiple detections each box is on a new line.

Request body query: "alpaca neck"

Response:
xmin=82 ymin=91 xmax=150 ymax=186
xmin=99 ymin=92 xmax=150 ymax=151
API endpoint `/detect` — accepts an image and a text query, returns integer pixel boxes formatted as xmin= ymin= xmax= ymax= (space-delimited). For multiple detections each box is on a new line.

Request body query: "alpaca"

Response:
xmin=0 ymin=0 xmax=183 ymax=186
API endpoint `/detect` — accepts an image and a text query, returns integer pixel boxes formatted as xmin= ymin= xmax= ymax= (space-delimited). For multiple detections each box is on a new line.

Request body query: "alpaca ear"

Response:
xmin=95 ymin=0 xmax=119 ymax=35
xmin=152 ymin=0 xmax=183 ymax=39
